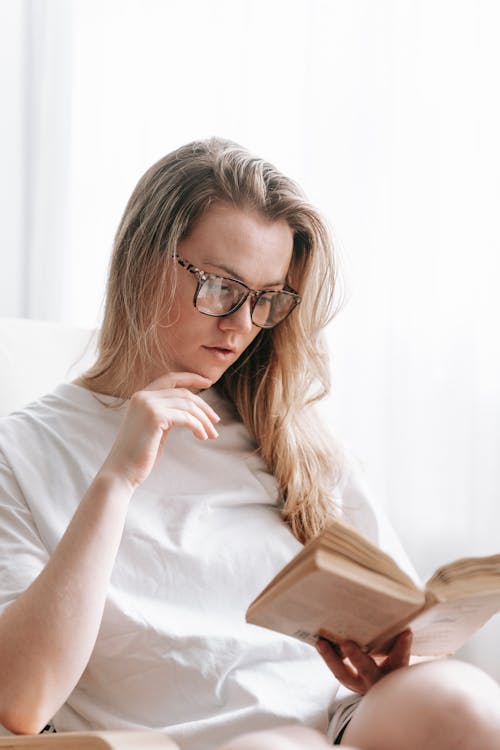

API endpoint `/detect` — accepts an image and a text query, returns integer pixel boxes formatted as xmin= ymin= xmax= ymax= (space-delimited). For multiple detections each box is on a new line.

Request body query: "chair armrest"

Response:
xmin=0 ymin=731 xmax=179 ymax=750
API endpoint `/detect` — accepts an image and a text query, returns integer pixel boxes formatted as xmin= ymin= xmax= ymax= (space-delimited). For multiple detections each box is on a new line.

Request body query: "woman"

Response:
xmin=0 ymin=138 xmax=499 ymax=750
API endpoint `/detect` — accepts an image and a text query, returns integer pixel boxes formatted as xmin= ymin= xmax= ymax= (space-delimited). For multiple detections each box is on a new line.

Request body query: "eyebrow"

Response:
xmin=201 ymin=258 xmax=286 ymax=288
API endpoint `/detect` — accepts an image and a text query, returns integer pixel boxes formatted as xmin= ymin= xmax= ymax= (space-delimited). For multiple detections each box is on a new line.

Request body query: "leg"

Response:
xmin=341 ymin=658 xmax=500 ymax=750
xmin=217 ymin=725 xmax=359 ymax=750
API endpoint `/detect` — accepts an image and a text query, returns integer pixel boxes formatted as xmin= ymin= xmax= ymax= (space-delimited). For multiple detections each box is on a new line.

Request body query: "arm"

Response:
xmin=0 ymin=373 xmax=219 ymax=734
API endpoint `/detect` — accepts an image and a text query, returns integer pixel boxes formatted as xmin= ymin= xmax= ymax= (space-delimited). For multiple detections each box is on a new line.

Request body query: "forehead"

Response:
xmin=179 ymin=202 xmax=294 ymax=286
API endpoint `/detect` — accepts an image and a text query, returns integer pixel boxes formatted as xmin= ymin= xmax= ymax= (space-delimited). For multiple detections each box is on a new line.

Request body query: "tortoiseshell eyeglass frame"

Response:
xmin=176 ymin=254 xmax=301 ymax=329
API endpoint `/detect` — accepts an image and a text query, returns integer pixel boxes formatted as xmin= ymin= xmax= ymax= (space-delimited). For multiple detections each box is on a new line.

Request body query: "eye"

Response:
xmin=255 ymin=294 xmax=272 ymax=307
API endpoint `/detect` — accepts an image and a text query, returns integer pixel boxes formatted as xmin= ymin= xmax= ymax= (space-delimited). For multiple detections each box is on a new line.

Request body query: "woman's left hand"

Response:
xmin=315 ymin=629 xmax=412 ymax=694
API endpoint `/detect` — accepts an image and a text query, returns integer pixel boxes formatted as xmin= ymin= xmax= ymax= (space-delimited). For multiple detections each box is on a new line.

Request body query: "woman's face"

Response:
xmin=155 ymin=202 xmax=294 ymax=385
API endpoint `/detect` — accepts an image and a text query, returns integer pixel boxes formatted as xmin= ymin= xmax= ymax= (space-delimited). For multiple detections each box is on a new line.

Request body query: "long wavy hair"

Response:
xmin=82 ymin=137 xmax=344 ymax=542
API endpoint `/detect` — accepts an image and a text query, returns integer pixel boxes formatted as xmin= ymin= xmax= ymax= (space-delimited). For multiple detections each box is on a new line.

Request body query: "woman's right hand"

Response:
xmin=100 ymin=372 xmax=220 ymax=489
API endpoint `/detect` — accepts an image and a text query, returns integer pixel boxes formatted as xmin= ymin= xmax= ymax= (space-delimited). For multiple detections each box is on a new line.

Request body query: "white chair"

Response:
xmin=0 ymin=317 xmax=96 ymax=417
xmin=0 ymin=317 xmax=179 ymax=749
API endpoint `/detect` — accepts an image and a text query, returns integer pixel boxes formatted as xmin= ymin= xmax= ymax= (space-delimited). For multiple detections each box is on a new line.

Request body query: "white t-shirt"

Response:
xmin=0 ymin=384 xmax=412 ymax=749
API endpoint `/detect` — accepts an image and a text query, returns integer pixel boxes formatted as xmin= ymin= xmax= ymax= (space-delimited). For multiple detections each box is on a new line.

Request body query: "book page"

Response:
xmin=408 ymin=590 xmax=500 ymax=656
xmin=426 ymin=553 xmax=500 ymax=597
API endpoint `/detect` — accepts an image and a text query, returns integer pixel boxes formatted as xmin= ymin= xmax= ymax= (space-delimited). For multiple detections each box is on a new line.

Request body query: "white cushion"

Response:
xmin=0 ymin=317 xmax=96 ymax=416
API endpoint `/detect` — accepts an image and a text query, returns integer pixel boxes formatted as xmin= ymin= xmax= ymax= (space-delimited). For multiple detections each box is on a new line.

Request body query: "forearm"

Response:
xmin=0 ymin=472 xmax=133 ymax=734
xmin=0 ymin=372 xmax=220 ymax=734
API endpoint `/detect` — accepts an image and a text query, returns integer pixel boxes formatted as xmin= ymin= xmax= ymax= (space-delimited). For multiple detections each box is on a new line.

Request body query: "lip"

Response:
xmin=202 ymin=345 xmax=237 ymax=361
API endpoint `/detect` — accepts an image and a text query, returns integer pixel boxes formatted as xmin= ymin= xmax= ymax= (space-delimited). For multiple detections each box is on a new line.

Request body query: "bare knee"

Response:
xmin=343 ymin=659 xmax=500 ymax=750
xmin=424 ymin=660 xmax=500 ymax=747
xmin=217 ymin=725 xmax=334 ymax=750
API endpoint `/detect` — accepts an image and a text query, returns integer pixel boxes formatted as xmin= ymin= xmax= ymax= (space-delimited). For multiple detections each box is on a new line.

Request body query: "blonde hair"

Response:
xmin=83 ymin=137 xmax=343 ymax=542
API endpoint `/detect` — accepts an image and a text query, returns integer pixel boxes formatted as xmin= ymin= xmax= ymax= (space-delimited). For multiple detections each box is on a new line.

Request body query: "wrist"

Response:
xmin=92 ymin=468 xmax=137 ymax=500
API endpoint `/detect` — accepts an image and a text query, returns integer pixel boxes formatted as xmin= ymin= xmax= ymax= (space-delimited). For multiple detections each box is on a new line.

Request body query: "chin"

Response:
xmin=192 ymin=364 xmax=227 ymax=386
xmin=205 ymin=369 xmax=227 ymax=386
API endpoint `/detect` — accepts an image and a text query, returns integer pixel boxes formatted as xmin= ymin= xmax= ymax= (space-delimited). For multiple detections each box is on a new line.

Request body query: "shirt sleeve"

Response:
xmin=0 ymin=454 xmax=49 ymax=616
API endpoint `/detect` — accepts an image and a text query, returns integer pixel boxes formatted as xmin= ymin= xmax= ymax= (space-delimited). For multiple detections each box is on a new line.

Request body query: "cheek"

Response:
xmin=162 ymin=286 xmax=197 ymax=327
xmin=243 ymin=327 xmax=264 ymax=352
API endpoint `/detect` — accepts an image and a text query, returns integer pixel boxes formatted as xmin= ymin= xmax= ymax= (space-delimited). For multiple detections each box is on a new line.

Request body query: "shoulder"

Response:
xmin=333 ymin=454 xmax=381 ymax=537
xmin=0 ymin=384 xmax=127 ymax=540
xmin=0 ymin=383 xmax=123 ymax=477
xmin=333 ymin=453 xmax=417 ymax=577
xmin=1 ymin=382 xmax=122 ymax=427
xmin=0 ymin=383 xmax=98 ymax=440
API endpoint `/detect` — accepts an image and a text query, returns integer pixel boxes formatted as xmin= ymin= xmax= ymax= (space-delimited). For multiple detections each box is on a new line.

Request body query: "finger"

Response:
xmin=381 ymin=629 xmax=412 ymax=672
xmin=144 ymin=371 xmax=213 ymax=393
xmin=161 ymin=407 xmax=218 ymax=441
xmin=165 ymin=408 xmax=214 ymax=441
xmin=342 ymin=641 xmax=381 ymax=689
xmin=149 ymin=395 xmax=219 ymax=438
xmin=169 ymin=398 xmax=220 ymax=439
xmin=315 ymin=639 xmax=365 ymax=693
xmin=152 ymin=389 xmax=221 ymax=425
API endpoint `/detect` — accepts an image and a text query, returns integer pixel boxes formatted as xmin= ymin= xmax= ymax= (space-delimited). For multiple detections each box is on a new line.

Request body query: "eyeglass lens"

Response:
xmin=196 ymin=276 xmax=296 ymax=328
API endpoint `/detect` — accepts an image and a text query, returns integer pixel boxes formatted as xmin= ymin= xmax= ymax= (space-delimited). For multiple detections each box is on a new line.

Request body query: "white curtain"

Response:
xmin=1 ymin=0 xmax=499 ymax=676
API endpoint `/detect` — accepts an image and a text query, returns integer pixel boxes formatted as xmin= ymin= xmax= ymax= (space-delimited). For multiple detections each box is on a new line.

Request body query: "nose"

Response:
xmin=217 ymin=297 xmax=254 ymax=334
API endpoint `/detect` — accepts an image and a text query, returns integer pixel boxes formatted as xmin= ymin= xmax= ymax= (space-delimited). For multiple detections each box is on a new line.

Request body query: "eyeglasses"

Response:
xmin=176 ymin=254 xmax=301 ymax=329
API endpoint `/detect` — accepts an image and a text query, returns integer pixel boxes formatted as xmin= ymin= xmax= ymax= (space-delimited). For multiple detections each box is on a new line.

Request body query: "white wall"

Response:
xmin=0 ymin=1 xmax=25 ymax=317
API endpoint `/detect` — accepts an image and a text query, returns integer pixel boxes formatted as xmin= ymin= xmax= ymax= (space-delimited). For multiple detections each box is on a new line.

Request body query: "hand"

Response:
xmin=100 ymin=372 xmax=220 ymax=489
xmin=315 ymin=630 xmax=412 ymax=694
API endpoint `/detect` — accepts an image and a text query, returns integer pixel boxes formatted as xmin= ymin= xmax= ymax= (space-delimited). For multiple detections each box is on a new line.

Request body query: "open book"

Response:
xmin=246 ymin=518 xmax=500 ymax=657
